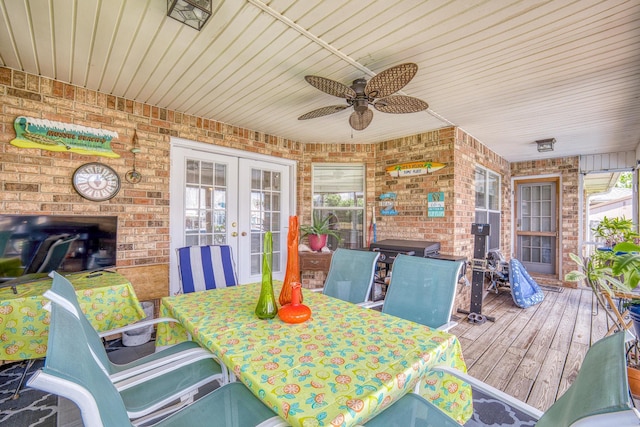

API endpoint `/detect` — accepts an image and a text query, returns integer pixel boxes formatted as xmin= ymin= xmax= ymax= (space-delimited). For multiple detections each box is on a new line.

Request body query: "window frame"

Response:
xmin=475 ymin=165 xmax=502 ymax=251
xmin=310 ymin=163 xmax=366 ymax=249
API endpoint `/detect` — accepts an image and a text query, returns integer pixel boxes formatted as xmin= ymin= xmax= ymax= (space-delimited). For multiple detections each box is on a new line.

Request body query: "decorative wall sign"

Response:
xmin=379 ymin=192 xmax=398 ymax=215
xmin=428 ymin=192 xmax=445 ymax=217
xmin=386 ymin=161 xmax=445 ymax=177
xmin=11 ymin=116 xmax=120 ymax=158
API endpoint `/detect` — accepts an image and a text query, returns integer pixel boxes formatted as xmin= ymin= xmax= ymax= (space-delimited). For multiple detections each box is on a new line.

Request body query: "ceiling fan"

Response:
xmin=298 ymin=63 xmax=429 ymax=131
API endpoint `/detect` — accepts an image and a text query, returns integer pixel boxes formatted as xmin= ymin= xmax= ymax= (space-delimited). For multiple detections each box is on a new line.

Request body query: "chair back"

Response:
xmin=537 ymin=332 xmax=632 ymax=427
xmin=322 ymin=248 xmax=380 ymax=303
xmin=176 ymin=245 xmax=238 ymax=293
xmin=45 ymin=272 xmax=114 ymax=374
xmin=383 ymin=255 xmax=463 ymax=329
xmin=25 ymin=234 xmax=78 ymax=274
xmin=31 ymin=280 xmax=132 ymax=427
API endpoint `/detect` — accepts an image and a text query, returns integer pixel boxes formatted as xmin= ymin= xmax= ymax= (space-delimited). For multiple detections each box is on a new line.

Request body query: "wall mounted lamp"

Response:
xmin=167 ymin=0 xmax=212 ymax=31
xmin=536 ymin=138 xmax=556 ymax=153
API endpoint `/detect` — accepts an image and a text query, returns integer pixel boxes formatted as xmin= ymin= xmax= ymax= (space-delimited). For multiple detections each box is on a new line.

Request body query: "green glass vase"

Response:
xmin=255 ymin=231 xmax=278 ymax=319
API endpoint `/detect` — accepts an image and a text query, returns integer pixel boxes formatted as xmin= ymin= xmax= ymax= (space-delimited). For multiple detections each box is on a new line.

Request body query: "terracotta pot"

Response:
xmin=307 ymin=234 xmax=327 ymax=252
xmin=628 ymin=366 xmax=640 ymax=398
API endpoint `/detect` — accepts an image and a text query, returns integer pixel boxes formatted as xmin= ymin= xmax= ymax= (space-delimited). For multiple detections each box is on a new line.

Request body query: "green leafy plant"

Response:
xmin=592 ymin=216 xmax=639 ymax=248
xmin=300 ymin=212 xmax=341 ymax=241
xmin=566 ymin=217 xmax=640 ymax=328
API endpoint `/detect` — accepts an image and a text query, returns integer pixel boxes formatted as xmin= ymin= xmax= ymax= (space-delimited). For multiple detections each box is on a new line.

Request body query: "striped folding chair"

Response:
xmin=176 ymin=245 xmax=238 ymax=293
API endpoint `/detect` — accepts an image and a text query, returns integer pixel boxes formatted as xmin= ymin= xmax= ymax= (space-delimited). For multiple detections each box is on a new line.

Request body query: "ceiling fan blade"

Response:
xmin=365 ymin=63 xmax=418 ymax=98
xmin=374 ymin=95 xmax=429 ymax=114
xmin=298 ymin=105 xmax=349 ymax=120
xmin=349 ymin=109 xmax=374 ymax=131
xmin=305 ymin=76 xmax=356 ymax=99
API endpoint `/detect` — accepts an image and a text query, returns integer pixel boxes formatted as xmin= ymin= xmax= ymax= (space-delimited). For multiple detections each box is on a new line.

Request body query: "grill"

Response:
xmin=368 ymin=239 xmax=466 ymax=301
xmin=369 ymin=239 xmax=441 ymax=263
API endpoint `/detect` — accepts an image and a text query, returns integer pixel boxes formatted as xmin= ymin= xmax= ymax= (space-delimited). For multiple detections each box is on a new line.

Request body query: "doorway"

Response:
xmin=514 ymin=178 xmax=559 ymax=275
xmin=170 ymin=139 xmax=296 ymax=294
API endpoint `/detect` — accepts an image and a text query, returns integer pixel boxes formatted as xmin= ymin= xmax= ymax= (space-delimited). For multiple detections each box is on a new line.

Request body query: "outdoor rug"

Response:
xmin=0 ymin=358 xmax=56 ymax=427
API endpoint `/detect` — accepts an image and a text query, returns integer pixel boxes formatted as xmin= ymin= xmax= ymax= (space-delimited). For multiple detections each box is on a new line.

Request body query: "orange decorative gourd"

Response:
xmin=278 ymin=282 xmax=311 ymax=324
xmin=279 ymin=216 xmax=301 ymax=305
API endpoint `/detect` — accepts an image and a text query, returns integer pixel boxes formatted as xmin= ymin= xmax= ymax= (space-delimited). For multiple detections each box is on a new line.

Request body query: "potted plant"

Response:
xmin=300 ymin=212 xmax=341 ymax=252
xmin=566 ymin=217 xmax=640 ymax=394
xmin=566 ymin=216 xmax=640 ymax=321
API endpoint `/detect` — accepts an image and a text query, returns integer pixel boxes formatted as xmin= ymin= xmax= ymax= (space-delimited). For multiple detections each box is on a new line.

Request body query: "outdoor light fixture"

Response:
xmin=167 ymin=0 xmax=212 ymax=31
xmin=536 ymin=138 xmax=556 ymax=153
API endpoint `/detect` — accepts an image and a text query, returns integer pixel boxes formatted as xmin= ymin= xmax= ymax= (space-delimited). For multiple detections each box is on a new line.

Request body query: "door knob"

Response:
xmin=231 ymin=232 xmax=238 ymax=237
xmin=241 ymin=231 xmax=247 ymax=236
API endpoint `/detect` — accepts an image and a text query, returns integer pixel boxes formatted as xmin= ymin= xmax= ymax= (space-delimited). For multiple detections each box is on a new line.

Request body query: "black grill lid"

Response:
xmin=369 ymin=239 xmax=440 ymax=256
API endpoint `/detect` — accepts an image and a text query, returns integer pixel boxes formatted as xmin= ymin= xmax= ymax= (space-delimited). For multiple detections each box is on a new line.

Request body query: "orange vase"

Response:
xmin=278 ymin=282 xmax=311 ymax=324
xmin=279 ymin=216 xmax=301 ymax=305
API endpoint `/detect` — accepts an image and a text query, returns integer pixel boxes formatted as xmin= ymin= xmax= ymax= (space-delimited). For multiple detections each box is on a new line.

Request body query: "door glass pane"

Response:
xmin=184 ymin=159 xmax=228 ymax=246
xmin=250 ymin=168 xmax=282 ymax=275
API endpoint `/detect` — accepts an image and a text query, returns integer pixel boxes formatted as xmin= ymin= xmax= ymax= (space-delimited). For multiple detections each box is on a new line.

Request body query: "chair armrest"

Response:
xmin=433 ymin=365 xmax=544 ymax=420
xmin=98 ymin=317 xmax=181 ymax=338
xmin=112 ymin=348 xmax=226 ymax=390
xmin=436 ymin=321 xmax=458 ymax=332
xmin=255 ymin=416 xmax=290 ymax=427
xmin=359 ymin=300 xmax=383 ymax=309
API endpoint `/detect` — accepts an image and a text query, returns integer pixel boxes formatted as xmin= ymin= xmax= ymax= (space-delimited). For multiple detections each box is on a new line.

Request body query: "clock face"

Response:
xmin=72 ymin=162 xmax=121 ymax=201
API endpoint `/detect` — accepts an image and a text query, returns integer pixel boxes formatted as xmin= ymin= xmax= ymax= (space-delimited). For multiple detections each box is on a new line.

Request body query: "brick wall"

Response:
xmin=0 ymin=67 xmax=302 ymax=271
xmin=511 ymin=156 xmax=580 ymax=286
xmin=1 ymin=66 xmax=576 ymax=302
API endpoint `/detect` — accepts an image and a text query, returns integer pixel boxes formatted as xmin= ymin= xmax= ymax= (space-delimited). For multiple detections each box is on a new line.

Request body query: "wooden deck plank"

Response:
xmin=452 ymin=286 xmax=611 ymax=412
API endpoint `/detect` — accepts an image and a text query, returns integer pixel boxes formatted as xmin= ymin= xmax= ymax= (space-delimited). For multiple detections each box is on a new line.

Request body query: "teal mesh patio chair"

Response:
xmin=364 ymin=254 xmax=464 ymax=331
xmin=311 ymin=248 xmax=380 ymax=304
xmin=27 ymin=297 xmax=288 ymax=427
xmin=43 ymin=271 xmax=227 ymax=422
xmin=361 ymin=390 xmax=459 ymax=426
xmin=434 ymin=332 xmax=639 ymax=426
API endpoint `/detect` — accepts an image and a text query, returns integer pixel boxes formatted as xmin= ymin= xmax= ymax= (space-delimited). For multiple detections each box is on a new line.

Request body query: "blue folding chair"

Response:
xmin=176 ymin=245 xmax=238 ymax=293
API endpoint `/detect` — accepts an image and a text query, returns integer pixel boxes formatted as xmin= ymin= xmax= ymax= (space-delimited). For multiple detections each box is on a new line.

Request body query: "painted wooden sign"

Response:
xmin=428 ymin=192 xmax=445 ymax=217
xmin=11 ymin=116 xmax=120 ymax=158
xmin=386 ymin=161 xmax=445 ymax=177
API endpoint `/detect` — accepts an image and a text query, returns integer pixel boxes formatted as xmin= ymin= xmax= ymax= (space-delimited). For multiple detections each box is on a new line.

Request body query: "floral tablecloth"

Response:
xmin=0 ymin=271 xmax=145 ymax=361
xmin=157 ymin=284 xmax=472 ymax=426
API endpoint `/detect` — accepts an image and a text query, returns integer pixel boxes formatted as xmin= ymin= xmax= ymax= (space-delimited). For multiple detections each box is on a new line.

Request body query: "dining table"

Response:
xmin=0 ymin=271 xmax=145 ymax=362
xmin=156 ymin=283 xmax=473 ymax=427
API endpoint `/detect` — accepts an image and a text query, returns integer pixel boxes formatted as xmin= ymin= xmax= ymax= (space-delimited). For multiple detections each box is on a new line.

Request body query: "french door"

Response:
xmin=515 ymin=179 xmax=558 ymax=275
xmin=170 ymin=141 xmax=294 ymax=294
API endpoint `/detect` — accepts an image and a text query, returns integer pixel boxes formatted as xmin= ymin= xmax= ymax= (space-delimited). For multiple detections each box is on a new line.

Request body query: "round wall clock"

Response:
xmin=72 ymin=162 xmax=121 ymax=201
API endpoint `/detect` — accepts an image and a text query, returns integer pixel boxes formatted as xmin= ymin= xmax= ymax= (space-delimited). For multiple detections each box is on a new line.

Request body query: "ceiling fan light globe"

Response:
xmin=349 ymin=109 xmax=373 ymax=131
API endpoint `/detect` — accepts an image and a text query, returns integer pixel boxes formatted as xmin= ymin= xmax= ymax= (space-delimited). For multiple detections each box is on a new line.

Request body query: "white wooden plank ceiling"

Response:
xmin=0 ymin=0 xmax=639 ymax=164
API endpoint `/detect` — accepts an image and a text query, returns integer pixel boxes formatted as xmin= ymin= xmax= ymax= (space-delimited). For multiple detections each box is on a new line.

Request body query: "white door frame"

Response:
xmin=169 ymin=137 xmax=297 ymax=294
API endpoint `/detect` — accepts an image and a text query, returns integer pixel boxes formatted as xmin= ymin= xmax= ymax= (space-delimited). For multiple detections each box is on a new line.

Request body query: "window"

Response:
xmin=475 ymin=166 xmax=501 ymax=250
xmin=311 ymin=164 xmax=365 ymax=249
